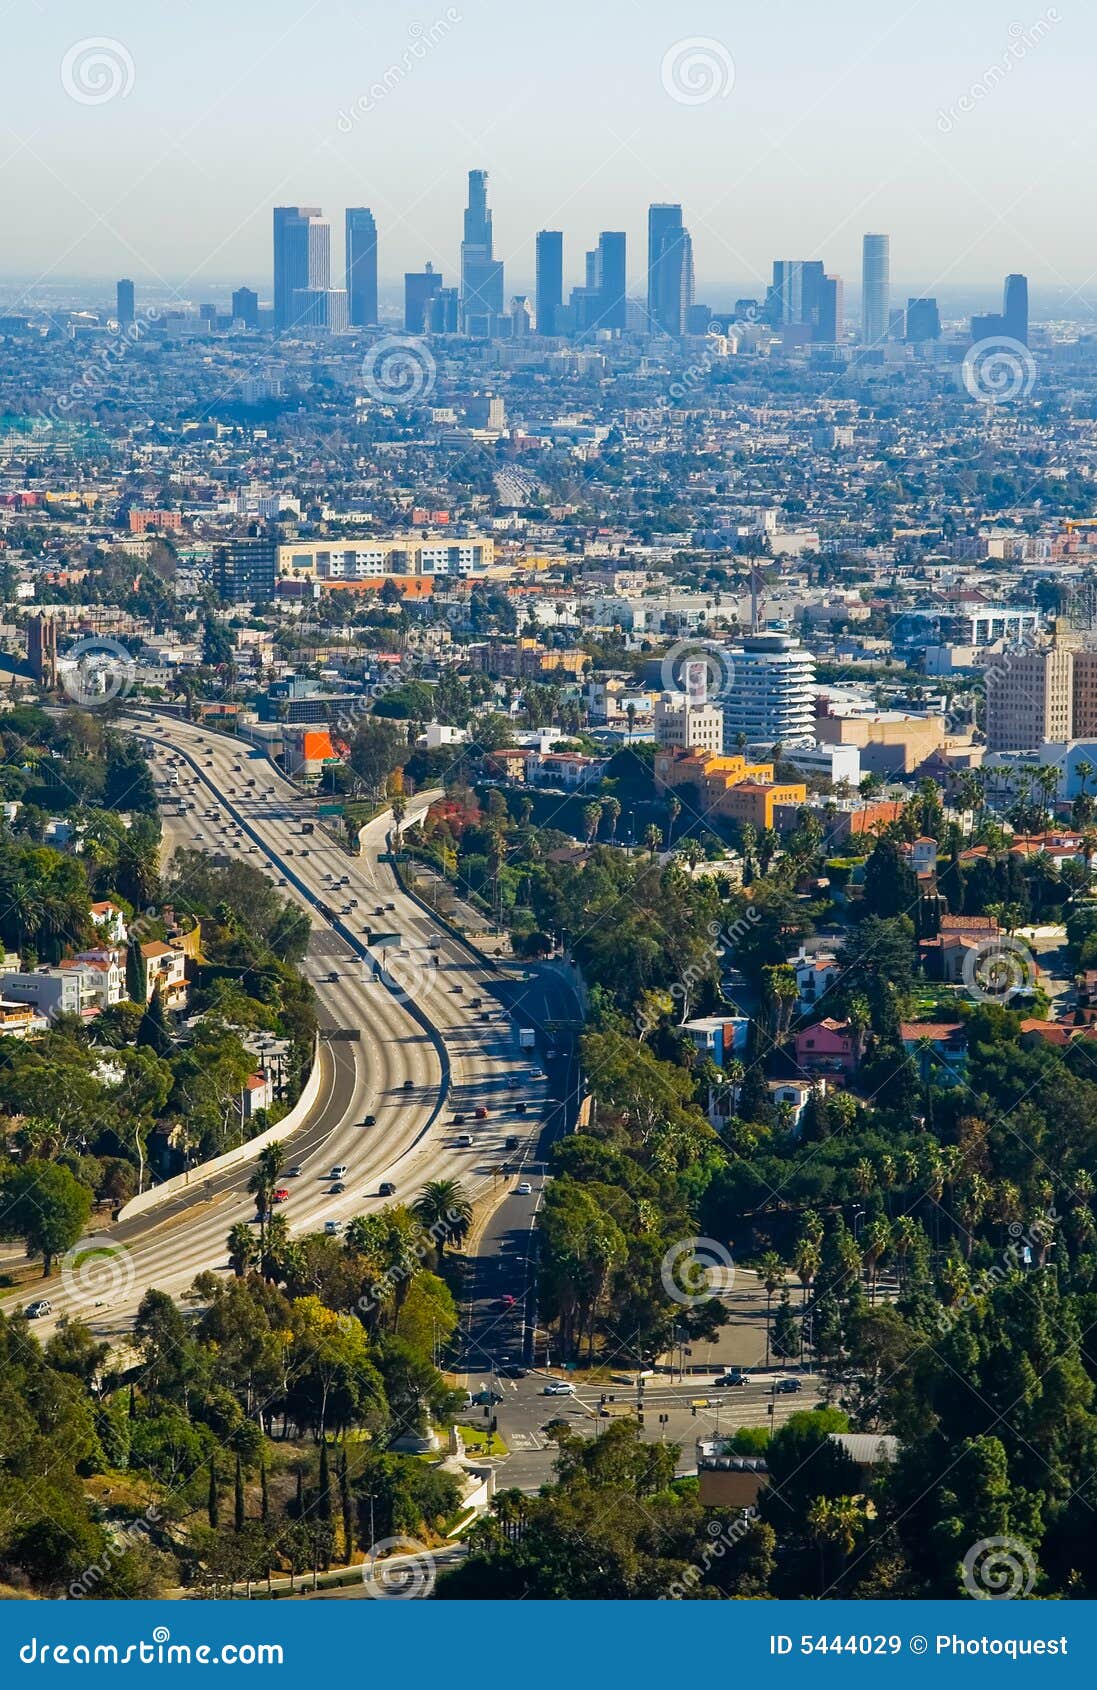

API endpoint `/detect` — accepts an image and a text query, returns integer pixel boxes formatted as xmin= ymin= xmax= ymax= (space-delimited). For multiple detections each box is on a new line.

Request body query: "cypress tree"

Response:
xmin=125 ymin=939 xmax=145 ymax=1004
xmin=136 ymin=985 xmax=172 ymax=1058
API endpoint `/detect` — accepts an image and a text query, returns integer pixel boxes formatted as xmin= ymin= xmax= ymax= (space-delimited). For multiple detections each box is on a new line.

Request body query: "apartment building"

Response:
xmin=984 ymin=630 xmax=1076 ymax=752
xmin=277 ymin=534 xmax=494 ymax=582
xmin=653 ymin=692 xmax=725 ymax=755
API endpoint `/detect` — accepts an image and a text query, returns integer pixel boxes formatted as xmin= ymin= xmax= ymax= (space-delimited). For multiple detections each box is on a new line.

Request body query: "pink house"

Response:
xmin=795 ymin=1017 xmax=859 ymax=1074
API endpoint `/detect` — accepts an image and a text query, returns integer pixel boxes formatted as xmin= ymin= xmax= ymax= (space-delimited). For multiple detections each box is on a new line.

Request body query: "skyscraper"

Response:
xmin=346 ymin=208 xmax=379 ymax=327
xmin=535 ymin=231 xmax=563 ymax=335
xmin=405 ymin=263 xmax=444 ymax=333
xmin=460 ymin=170 xmax=503 ymax=335
xmin=1003 ymin=273 xmax=1029 ymax=345
xmin=905 ymin=297 xmax=941 ymax=343
xmin=273 ymin=207 xmax=330 ymax=330
xmin=116 ymin=279 xmax=134 ymax=326
xmin=647 ymin=205 xmax=693 ymax=336
xmin=766 ymin=261 xmax=841 ymax=342
xmin=231 ymin=286 xmax=259 ymax=329
xmin=594 ymin=231 xmax=627 ymax=330
xmin=861 ymin=233 xmax=890 ymax=347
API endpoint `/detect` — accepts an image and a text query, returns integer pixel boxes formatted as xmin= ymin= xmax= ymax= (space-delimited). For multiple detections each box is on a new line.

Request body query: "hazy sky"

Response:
xmin=5 ymin=0 xmax=1094 ymax=309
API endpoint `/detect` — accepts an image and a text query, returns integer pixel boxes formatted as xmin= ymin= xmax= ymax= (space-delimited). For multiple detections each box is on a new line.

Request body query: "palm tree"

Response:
xmin=666 ymin=794 xmax=681 ymax=844
xmin=792 ymin=1238 xmax=820 ymax=1308
xmin=756 ymin=1250 xmax=786 ymax=1367
xmin=862 ymin=1218 xmax=890 ymax=1303
xmin=227 ymin=1222 xmax=257 ymax=1277
xmin=247 ymin=1141 xmax=285 ymax=1255
xmin=643 ymin=823 xmax=663 ymax=860
xmin=581 ymin=801 xmax=603 ymax=846
xmin=412 ymin=1179 xmax=473 ymax=1256
xmin=602 ymin=796 xmax=621 ymax=843
xmin=891 ymin=1216 xmax=919 ymax=1291
xmin=807 ymin=1496 xmax=865 ymax=1596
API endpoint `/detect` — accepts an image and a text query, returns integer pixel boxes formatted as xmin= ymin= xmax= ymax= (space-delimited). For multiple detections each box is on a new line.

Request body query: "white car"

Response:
xmin=330 ymin=1164 xmax=348 ymax=1179
xmin=528 ymin=1068 xmax=545 ymax=1081
xmin=542 ymin=1381 xmax=575 ymax=1396
xmin=515 ymin=1181 xmax=532 ymax=1196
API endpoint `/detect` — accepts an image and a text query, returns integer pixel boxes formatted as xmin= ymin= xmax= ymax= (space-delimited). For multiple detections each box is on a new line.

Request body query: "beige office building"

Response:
xmin=984 ymin=635 xmax=1075 ymax=752
xmin=654 ymin=693 xmax=725 ymax=755
xmin=1072 ymin=649 xmax=1097 ymax=740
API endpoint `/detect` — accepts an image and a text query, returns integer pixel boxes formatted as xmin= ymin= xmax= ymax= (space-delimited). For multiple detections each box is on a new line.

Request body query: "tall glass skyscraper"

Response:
xmin=595 ymin=231 xmax=627 ymax=330
xmin=861 ymin=232 xmax=890 ymax=347
xmin=346 ymin=208 xmax=379 ymax=327
xmin=273 ymin=207 xmax=329 ymax=330
xmin=647 ymin=205 xmax=693 ymax=336
xmin=460 ymin=169 xmax=503 ymax=334
xmin=1003 ymin=273 xmax=1029 ymax=345
xmin=535 ymin=230 xmax=563 ymax=335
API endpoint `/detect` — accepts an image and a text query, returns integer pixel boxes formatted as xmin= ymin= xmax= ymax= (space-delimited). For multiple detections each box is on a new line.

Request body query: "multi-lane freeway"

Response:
xmin=17 ymin=710 xmax=580 ymax=1343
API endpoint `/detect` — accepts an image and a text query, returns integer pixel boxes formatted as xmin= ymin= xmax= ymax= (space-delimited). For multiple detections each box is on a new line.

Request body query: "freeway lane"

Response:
xmin=16 ymin=712 xmax=559 ymax=1338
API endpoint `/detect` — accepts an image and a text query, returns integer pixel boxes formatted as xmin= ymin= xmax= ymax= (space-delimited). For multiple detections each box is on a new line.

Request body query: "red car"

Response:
xmin=497 ymin=1294 xmax=517 ymax=1310
xmin=272 ymin=1188 xmax=290 ymax=1204
xmin=475 ymin=1106 xmax=489 ymax=1120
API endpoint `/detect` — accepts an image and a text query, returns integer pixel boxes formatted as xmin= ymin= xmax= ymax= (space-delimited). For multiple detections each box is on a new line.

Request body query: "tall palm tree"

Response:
xmin=412 ymin=1179 xmax=473 ymax=1255
xmin=756 ymin=1250 xmax=786 ymax=1367
xmin=227 ymin=1222 xmax=258 ymax=1277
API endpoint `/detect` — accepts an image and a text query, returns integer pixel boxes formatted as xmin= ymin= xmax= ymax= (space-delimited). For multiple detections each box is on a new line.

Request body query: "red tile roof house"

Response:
xmin=899 ymin=1021 xmax=968 ymax=1084
xmin=794 ymin=1018 xmax=859 ymax=1074
xmin=919 ymin=914 xmax=1000 ymax=984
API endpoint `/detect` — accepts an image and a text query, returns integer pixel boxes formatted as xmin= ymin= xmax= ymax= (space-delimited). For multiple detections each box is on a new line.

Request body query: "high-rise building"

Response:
xmin=346 ymin=208 xmax=379 ymax=327
xmin=594 ymin=231 xmax=627 ymax=331
xmin=905 ymin=297 xmax=941 ymax=343
xmin=815 ymin=274 xmax=844 ymax=345
xmin=1003 ymin=273 xmax=1029 ymax=345
xmin=405 ymin=263 xmax=444 ymax=333
xmin=647 ymin=205 xmax=693 ymax=336
xmin=535 ymin=230 xmax=563 ymax=335
xmin=231 ymin=287 xmax=259 ymax=328
xmin=460 ymin=169 xmax=503 ymax=335
xmin=861 ymin=232 xmax=890 ymax=347
xmin=215 ymin=537 xmax=277 ymax=604
xmin=722 ymin=634 xmax=817 ymax=744
xmin=291 ymin=288 xmax=348 ymax=333
xmin=273 ymin=206 xmax=330 ymax=330
xmin=116 ymin=279 xmax=135 ymax=326
xmin=766 ymin=261 xmax=841 ymax=342
xmin=985 ymin=629 xmax=1076 ymax=752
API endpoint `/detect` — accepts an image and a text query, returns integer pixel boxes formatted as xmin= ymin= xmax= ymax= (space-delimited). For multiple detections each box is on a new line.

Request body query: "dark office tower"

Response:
xmin=647 ymin=205 xmax=693 ymax=336
xmin=460 ymin=169 xmax=503 ymax=334
xmin=346 ymin=208 xmax=379 ymax=327
xmin=272 ymin=206 xmax=329 ymax=330
xmin=116 ymin=279 xmax=135 ymax=326
xmin=815 ymin=275 xmax=844 ymax=344
xmin=231 ymin=286 xmax=259 ymax=328
xmin=214 ymin=537 xmax=276 ymax=604
xmin=1003 ymin=273 xmax=1029 ymax=345
xmin=405 ymin=263 xmax=444 ymax=333
xmin=905 ymin=297 xmax=941 ymax=343
xmin=595 ymin=231 xmax=627 ymax=330
xmin=971 ymin=311 xmax=1005 ymax=342
xmin=861 ymin=232 xmax=890 ymax=346
xmin=535 ymin=231 xmax=563 ymax=335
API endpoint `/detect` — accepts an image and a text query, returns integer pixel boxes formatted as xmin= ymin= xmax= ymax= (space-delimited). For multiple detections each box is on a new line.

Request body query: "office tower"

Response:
xmin=905 ymin=297 xmax=941 ymax=343
xmin=1003 ymin=273 xmax=1029 ymax=345
xmin=460 ymin=169 xmax=503 ymax=335
xmin=433 ymin=287 xmax=459 ymax=333
xmin=510 ymin=296 xmax=533 ymax=337
xmin=722 ymin=634 xmax=816 ymax=744
xmin=861 ymin=232 xmax=890 ymax=346
xmin=291 ymin=288 xmax=348 ymax=332
xmin=345 ymin=208 xmax=379 ymax=328
xmin=595 ymin=231 xmax=627 ymax=330
xmin=116 ymin=279 xmax=135 ymax=326
xmin=971 ymin=310 xmax=1005 ymax=342
xmin=647 ymin=205 xmax=693 ymax=336
xmin=231 ymin=286 xmax=259 ymax=328
xmin=535 ymin=230 xmax=563 ymax=335
xmin=273 ymin=206 xmax=330 ymax=330
xmin=985 ymin=630 xmax=1075 ymax=752
xmin=815 ymin=274 xmax=844 ymax=344
xmin=405 ymin=263 xmax=444 ymax=333
xmin=214 ymin=537 xmax=277 ymax=604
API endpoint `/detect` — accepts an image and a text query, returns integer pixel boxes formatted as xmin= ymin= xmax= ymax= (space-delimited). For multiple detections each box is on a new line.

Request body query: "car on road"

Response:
xmin=452 ymin=1113 xmax=465 ymax=1125
xmin=329 ymin=1182 xmax=346 ymax=1194
xmin=324 ymin=1221 xmax=341 ymax=1236
xmin=24 ymin=1299 xmax=51 ymax=1319
xmin=497 ymin=1294 xmax=517 ymax=1310
xmin=455 ymin=1133 xmax=473 ymax=1147
xmin=474 ymin=1106 xmax=489 ymax=1120
xmin=504 ymin=1135 xmax=520 ymax=1150
xmin=542 ymin=1381 xmax=575 ymax=1396
xmin=528 ymin=1068 xmax=545 ymax=1081
xmin=774 ymin=1377 xmax=802 ymax=1394
xmin=374 ymin=906 xmax=384 ymax=916
xmin=325 ymin=972 xmax=339 ymax=983
xmin=362 ymin=1114 xmax=376 ymax=1127
xmin=385 ymin=902 xmax=395 ymax=911
xmin=287 ymin=1166 xmax=303 ymax=1178
xmin=402 ymin=1078 xmax=414 ymax=1090
xmin=272 ymin=1188 xmax=290 ymax=1204
xmin=515 ymin=1102 xmax=527 ymax=1115
xmin=330 ymin=1165 xmax=348 ymax=1179
xmin=379 ymin=1181 xmax=396 ymax=1197
xmin=717 ymin=1368 xmax=747 ymax=1387
xmin=515 ymin=1181 xmax=532 ymax=1196
xmin=471 ymin=1389 xmax=503 ymax=1406
xmin=497 ymin=1362 xmax=527 ymax=1378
